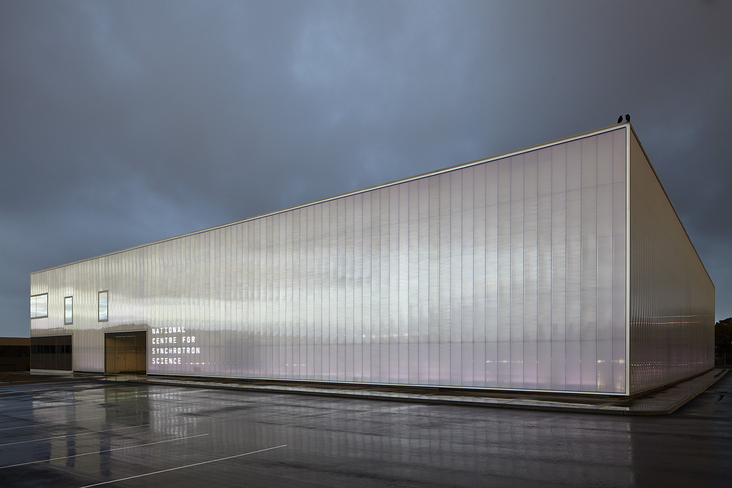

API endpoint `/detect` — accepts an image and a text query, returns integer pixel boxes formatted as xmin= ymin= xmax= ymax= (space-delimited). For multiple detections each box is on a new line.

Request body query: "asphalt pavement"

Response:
xmin=0 ymin=371 xmax=730 ymax=487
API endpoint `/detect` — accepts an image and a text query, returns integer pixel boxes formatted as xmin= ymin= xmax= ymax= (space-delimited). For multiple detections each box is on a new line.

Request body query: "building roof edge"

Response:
xmin=31 ymin=123 xmax=631 ymax=275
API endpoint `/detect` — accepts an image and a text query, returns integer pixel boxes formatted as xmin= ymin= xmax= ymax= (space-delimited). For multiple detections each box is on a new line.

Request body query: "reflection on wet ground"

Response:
xmin=1 ymin=374 xmax=730 ymax=487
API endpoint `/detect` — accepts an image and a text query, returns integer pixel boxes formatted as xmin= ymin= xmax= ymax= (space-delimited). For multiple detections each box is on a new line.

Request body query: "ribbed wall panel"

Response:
xmin=31 ymin=127 xmax=638 ymax=393
xmin=629 ymin=132 xmax=715 ymax=394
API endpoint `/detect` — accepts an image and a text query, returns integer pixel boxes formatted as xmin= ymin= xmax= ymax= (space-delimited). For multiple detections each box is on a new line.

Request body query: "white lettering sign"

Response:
xmin=150 ymin=327 xmax=198 ymax=367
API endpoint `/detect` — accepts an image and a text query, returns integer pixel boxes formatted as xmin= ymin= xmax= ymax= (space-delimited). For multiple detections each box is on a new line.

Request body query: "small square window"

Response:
xmin=98 ymin=291 xmax=108 ymax=322
xmin=30 ymin=294 xmax=48 ymax=319
xmin=64 ymin=296 xmax=73 ymax=325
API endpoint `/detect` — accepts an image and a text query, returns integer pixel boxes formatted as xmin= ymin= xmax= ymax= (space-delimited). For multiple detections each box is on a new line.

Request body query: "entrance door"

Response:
xmin=105 ymin=331 xmax=146 ymax=374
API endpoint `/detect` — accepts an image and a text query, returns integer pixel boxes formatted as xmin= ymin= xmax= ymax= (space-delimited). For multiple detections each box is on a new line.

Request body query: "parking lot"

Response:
xmin=1 ymin=374 xmax=730 ymax=487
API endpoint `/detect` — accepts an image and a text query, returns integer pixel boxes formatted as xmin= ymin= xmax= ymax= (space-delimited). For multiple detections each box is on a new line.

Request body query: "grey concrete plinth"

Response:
xmin=131 ymin=369 xmax=728 ymax=415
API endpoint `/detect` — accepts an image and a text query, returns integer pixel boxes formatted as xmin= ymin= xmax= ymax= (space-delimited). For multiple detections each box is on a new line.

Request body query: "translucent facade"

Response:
xmin=30 ymin=124 xmax=714 ymax=395
xmin=628 ymin=134 xmax=715 ymax=393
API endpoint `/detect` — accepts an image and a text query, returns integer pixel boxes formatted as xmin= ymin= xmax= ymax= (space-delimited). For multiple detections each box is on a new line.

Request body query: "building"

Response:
xmin=0 ymin=338 xmax=30 ymax=372
xmin=30 ymin=123 xmax=714 ymax=396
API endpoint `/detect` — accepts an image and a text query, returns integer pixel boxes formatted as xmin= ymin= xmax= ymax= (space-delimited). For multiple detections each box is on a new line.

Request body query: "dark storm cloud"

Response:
xmin=1 ymin=0 xmax=731 ymax=336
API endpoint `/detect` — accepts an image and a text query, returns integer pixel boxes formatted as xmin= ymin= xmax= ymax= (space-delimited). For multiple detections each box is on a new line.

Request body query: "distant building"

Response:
xmin=0 ymin=338 xmax=30 ymax=372
xmin=30 ymin=124 xmax=714 ymax=395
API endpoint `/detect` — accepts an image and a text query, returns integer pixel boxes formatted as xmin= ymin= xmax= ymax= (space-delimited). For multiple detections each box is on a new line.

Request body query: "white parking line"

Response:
xmin=0 ymin=433 xmax=210 ymax=470
xmin=78 ymin=444 xmax=288 ymax=487
xmin=0 ymin=423 xmax=150 ymax=447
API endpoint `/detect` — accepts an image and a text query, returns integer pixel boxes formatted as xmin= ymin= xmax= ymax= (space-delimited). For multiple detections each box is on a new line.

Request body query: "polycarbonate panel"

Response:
xmin=629 ymin=131 xmax=715 ymax=394
xmin=30 ymin=126 xmax=632 ymax=393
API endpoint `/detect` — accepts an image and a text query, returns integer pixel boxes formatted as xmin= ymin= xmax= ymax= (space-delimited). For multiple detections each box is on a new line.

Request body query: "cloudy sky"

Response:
xmin=1 ymin=1 xmax=730 ymax=337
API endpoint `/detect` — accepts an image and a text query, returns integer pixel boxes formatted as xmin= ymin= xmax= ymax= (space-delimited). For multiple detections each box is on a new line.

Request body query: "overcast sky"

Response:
xmin=1 ymin=1 xmax=730 ymax=337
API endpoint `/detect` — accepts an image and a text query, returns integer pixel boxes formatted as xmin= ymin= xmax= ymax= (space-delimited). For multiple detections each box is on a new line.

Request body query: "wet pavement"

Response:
xmin=1 ymin=373 xmax=731 ymax=487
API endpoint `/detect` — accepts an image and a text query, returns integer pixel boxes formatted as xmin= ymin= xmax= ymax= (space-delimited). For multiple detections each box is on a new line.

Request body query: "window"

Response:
xmin=30 ymin=335 xmax=72 ymax=370
xmin=30 ymin=294 xmax=48 ymax=319
xmin=98 ymin=291 xmax=108 ymax=322
xmin=64 ymin=296 xmax=73 ymax=325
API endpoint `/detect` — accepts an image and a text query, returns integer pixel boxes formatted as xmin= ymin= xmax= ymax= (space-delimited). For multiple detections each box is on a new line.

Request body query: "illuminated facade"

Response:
xmin=30 ymin=124 xmax=714 ymax=395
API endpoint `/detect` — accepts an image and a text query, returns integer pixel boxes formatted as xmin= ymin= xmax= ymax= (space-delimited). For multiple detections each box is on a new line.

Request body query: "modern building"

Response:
xmin=30 ymin=123 xmax=714 ymax=396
